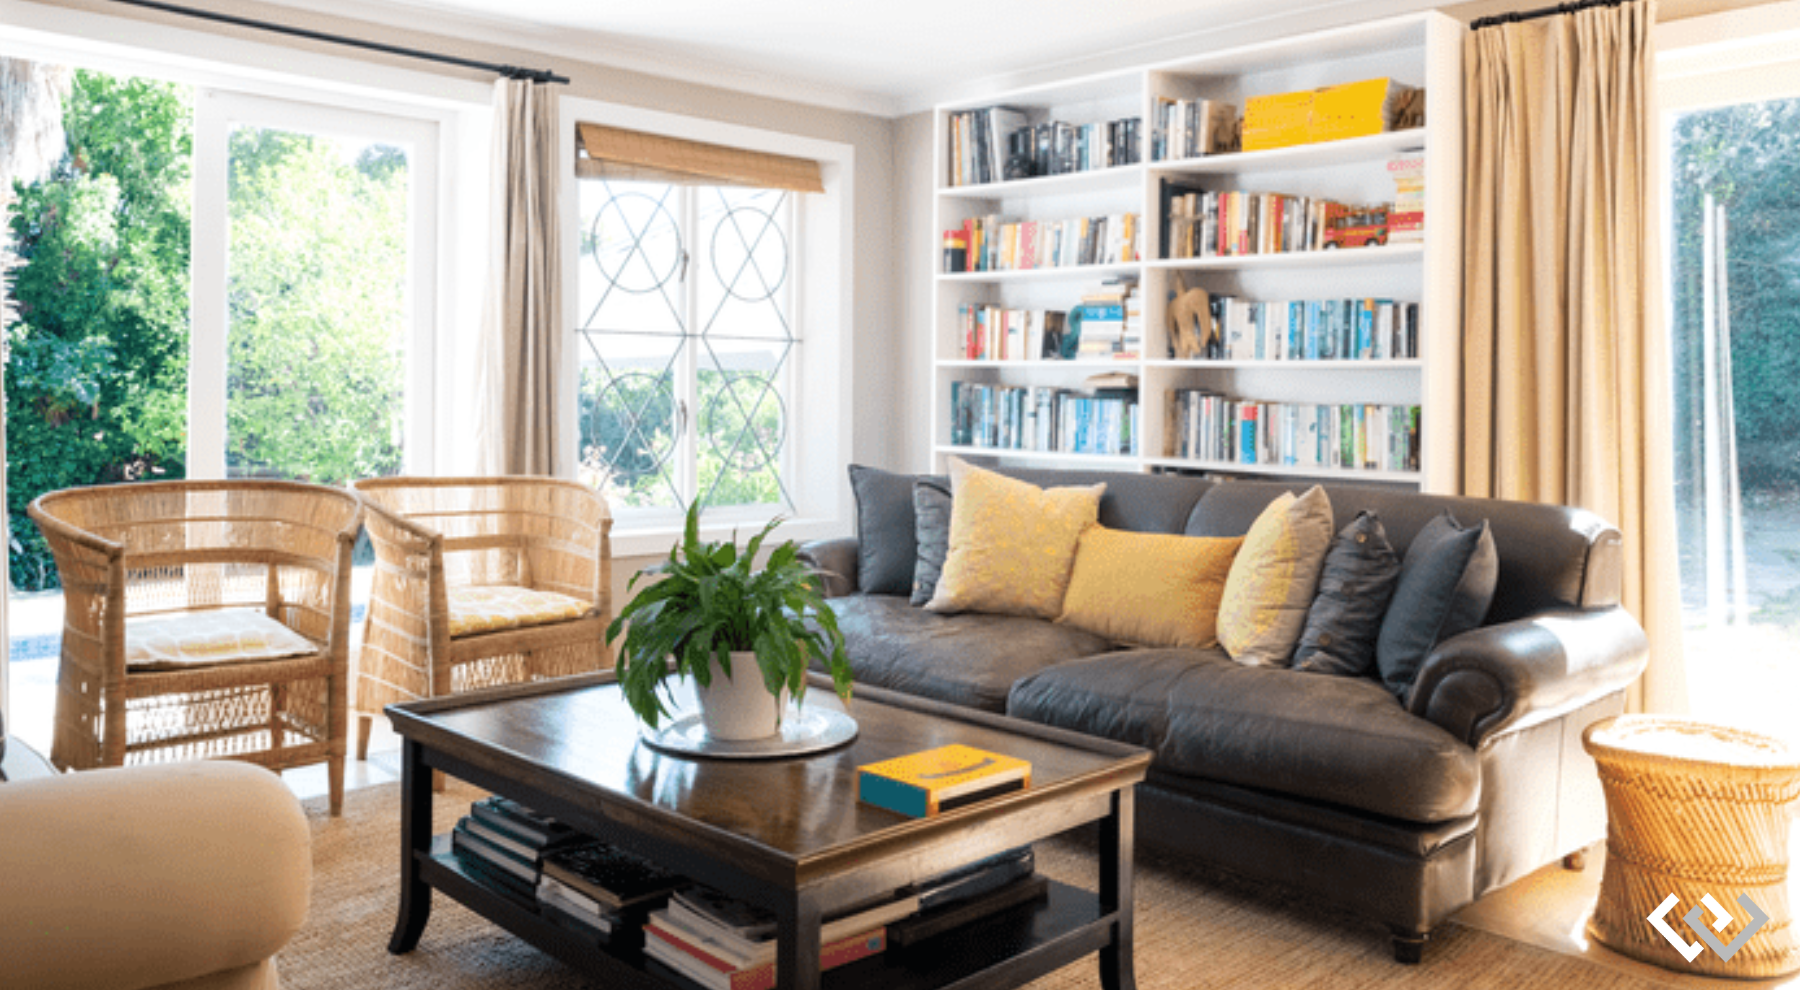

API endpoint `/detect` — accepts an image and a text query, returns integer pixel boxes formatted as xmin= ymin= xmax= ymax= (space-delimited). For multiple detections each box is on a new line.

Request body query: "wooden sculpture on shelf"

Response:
xmin=1167 ymin=275 xmax=1216 ymax=359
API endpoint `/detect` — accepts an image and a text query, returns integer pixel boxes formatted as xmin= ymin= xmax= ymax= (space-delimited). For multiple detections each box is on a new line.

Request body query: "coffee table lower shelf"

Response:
xmin=421 ymin=845 xmax=1112 ymax=990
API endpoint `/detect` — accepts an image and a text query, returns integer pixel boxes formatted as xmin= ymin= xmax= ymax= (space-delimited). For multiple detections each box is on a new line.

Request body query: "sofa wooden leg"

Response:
xmin=1562 ymin=849 xmax=1588 ymax=871
xmin=1391 ymin=928 xmax=1426 ymax=964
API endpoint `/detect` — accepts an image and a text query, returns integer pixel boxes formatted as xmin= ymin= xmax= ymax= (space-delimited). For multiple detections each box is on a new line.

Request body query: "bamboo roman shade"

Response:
xmin=575 ymin=122 xmax=824 ymax=194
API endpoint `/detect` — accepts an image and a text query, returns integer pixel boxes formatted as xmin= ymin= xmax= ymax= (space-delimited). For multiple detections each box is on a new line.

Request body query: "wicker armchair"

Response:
xmin=27 ymin=480 xmax=363 ymax=815
xmin=351 ymin=476 xmax=612 ymax=759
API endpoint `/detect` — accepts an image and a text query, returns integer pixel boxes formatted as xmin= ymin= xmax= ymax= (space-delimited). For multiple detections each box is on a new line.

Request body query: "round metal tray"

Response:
xmin=639 ymin=704 xmax=858 ymax=760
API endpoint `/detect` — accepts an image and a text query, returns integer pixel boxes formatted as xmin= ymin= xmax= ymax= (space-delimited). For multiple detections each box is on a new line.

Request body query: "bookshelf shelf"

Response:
xmin=938 ymin=358 xmax=1140 ymax=370
xmin=929 ymin=11 xmax=1462 ymax=489
xmin=933 ymin=446 xmax=1141 ymax=468
xmin=1145 ymin=242 xmax=1424 ymax=273
xmin=1143 ymin=457 xmax=1422 ymax=484
xmin=1147 ymin=128 xmax=1426 ymax=177
xmin=937 ymin=165 xmax=1144 ymax=201
xmin=1147 ymin=358 xmax=1424 ymax=370
xmin=938 ymin=262 xmax=1142 ymax=283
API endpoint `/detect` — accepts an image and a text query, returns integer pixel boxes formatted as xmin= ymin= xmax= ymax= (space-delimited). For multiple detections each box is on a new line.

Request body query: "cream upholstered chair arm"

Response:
xmin=0 ymin=762 xmax=311 ymax=990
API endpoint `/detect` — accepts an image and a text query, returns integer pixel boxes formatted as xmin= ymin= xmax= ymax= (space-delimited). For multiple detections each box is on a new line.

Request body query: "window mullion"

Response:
xmin=678 ymin=187 xmax=703 ymax=509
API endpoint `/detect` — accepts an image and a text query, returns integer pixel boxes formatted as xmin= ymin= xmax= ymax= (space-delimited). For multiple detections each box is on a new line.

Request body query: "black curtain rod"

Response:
xmin=106 ymin=0 xmax=569 ymax=84
xmin=1469 ymin=0 xmax=1628 ymax=31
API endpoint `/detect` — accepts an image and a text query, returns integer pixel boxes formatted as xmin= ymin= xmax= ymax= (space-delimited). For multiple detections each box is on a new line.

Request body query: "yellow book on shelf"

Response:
xmin=1243 ymin=89 xmax=1314 ymax=151
xmin=858 ymin=744 xmax=1032 ymax=818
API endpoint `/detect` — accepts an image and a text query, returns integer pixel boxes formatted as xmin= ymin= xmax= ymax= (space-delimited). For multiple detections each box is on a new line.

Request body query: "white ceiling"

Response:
xmin=257 ymin=0 xmax=1444 ymax=116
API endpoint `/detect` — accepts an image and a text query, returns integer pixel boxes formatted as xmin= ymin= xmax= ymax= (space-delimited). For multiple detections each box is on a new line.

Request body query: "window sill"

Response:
xmin=609 ymin=516 xmax=850 ymax=560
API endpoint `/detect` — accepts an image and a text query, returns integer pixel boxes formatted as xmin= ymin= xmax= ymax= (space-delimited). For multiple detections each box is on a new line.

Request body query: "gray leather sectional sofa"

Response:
xmin=800 ymin=467 xmax=1648 ymax=963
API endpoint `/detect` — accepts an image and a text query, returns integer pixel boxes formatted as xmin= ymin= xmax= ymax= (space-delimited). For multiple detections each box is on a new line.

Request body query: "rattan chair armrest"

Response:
xmin=1407 ymin=607 xmax=1650 ymax=748
xmin=26 ymin=497 xmax=125 ymax=560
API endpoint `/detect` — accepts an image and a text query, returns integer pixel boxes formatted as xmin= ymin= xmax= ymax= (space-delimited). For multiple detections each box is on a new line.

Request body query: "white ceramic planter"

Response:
xmin=693 ymin=651 xmax=782 ymax=741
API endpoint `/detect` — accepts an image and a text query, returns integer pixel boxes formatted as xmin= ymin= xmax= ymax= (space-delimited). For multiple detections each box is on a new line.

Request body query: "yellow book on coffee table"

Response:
xmin=858 ymin=744 xmax=1031 ymax=818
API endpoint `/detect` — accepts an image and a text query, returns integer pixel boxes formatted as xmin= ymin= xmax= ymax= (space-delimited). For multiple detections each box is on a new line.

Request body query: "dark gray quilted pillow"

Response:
xmin=1292 ymin=511 xmax=1401 ymax=678
xmin=910 ymin=479 xmax=953 ymax=605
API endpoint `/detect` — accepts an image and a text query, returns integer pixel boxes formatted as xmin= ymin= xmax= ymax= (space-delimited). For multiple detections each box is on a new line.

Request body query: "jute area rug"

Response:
xmin=283 ymin=781 xmax=1680 ymax=990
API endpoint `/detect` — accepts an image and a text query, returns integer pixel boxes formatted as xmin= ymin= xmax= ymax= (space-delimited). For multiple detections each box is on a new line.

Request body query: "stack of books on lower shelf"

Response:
xmin=450 ymin=796 xmax=586 ymax=910
xmin=538 ymin=836 xmax=686 ymax=947
xmin=644 ymin=886 xmax=915 ymax=990
xmin=448 ymin=796 xmax=685 ymax=945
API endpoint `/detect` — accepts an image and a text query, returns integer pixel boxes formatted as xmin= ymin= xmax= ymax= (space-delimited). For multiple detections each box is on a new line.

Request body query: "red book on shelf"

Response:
xmin=645 ymin=919 xmax=886 ymax=990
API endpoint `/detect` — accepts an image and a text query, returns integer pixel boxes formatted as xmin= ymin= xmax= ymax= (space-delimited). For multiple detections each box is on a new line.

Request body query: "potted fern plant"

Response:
xmin=607 ymin=503 xmax=853 ymax=740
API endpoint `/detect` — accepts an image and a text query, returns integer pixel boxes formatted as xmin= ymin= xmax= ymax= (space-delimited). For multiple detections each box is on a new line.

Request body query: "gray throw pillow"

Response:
xmin=1292 ymin=511 xmax=1401 ymax=678
xmin=910 ymin=479 xmax=953 ymax=605
xmin=1375 ymin=512 xmax=1499 ymax=700
xmin=848 ymin=464 xmax=919 ymax=597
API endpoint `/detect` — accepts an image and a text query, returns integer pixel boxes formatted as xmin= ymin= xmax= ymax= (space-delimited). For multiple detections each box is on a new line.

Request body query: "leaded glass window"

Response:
xmin=577 ymin=179 xmax=796 ymax=515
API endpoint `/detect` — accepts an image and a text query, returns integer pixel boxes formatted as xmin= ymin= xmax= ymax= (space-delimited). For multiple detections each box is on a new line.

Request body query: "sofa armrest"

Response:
xmin=1407 ymin=607 xmax=1649 ymax=748
xmin=798 ymin=537 xmax=860 ymax=598
xmin=0 ymin=761 xmax=312 ymax=990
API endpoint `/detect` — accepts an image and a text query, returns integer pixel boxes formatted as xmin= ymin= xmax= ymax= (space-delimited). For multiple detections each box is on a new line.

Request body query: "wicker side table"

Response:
xmin=1584 ymin=715 xmax=1800 ymax=978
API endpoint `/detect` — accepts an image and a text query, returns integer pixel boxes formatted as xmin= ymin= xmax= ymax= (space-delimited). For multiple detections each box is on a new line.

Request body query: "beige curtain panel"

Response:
xmin=576 ymin=121 xmax=824 ymax=193
xmin=1461 ymin=0 xmax=1685 ymax=713
xmin=476 ymin=78 xmax=563 ymax=476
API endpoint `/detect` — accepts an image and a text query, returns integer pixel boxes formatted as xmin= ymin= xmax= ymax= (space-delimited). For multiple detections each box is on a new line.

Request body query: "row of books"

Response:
xmin=945 ymin=213 xmax=1141 ymax=274
xmin=1201 ymin=296 xmax=1420 ymax=362
xmin=949 ymin=380 xmax=1139 ymax=457
xmin=946 ymin=106 xmax=1143 ymax=187
xmin=1165 ymin=391 xmax=1421 ymax=473
xmin=1150 ymin=97 xmax=1240 ymax=162
xmin=1162 ymin=183 xmax=1357 ymax=258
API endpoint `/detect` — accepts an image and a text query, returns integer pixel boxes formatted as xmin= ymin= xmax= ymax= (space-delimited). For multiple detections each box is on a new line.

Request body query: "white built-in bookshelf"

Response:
xmin=929 ymin=12 xmax=1462 ymax=490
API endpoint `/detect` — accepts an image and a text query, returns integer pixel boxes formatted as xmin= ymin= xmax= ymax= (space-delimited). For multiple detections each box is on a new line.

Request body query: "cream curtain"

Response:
xmin=1462 ymin=0 xmax=1685 ymax=712
xmin=476 ymin=78 xmax=562 ymax=476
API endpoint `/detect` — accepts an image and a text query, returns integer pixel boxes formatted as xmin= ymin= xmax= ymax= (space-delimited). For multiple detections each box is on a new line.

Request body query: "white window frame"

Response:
xmin=559 ymin=96 xmax=856 ymax=557
xmin=190 ymin=90 xmax=442 ymax=480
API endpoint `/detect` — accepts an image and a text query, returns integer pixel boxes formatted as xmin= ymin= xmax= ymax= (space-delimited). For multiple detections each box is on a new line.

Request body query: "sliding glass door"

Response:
xmin=1661 ymin=14 xmax=1800 ymax=736
xmin=192 ymin=90 xmax=437 ymax=482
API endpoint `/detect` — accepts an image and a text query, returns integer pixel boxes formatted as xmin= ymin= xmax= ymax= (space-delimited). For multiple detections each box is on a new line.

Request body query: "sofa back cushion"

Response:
xmin=992 ymin=467 xmax=1214 ymax=534
xmin=1185 ymin=481 xmax=1621 ymax=623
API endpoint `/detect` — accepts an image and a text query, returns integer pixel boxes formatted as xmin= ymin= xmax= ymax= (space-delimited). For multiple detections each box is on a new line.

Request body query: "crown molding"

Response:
xmin=247 ymin=0 xmax=906 ymax=117
xmin=892 ymin=0 xmax=1445 ymax=115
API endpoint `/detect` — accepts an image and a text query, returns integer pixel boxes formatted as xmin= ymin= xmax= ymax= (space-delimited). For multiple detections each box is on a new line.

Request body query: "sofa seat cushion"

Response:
xmin=827 ymin=594 xmax=1113 ymax=712
xmin=1007 ymin=648 xmax=1480 ymax=823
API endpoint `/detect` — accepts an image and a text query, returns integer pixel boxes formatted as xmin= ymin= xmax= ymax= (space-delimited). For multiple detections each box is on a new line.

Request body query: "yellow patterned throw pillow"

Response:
xmin=1059 ymin=527 xmax=1245 ymax=648
xmin=925 ymin=460 xmax=1104 ymax=619
xmin=447 ymin=585 xmax=592 ymax=638
xmin=125 ymin=609 xmax=318 ymax=671
xmin=1217 ymin=486 xmax=1335 ymax=666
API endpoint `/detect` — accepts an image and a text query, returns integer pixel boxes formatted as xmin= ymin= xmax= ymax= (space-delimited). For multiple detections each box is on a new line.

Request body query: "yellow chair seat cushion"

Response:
xmin=448 ymin=585 xmax=592 ymax=638
xmin=125 ymin=609 xmax=319 ymax=672
xmin=1059 ymin=527 xmax=1246 ymax=648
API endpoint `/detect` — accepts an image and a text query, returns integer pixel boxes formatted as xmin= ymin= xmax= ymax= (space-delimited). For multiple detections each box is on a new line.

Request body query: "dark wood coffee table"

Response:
xmin=384 ymin=672 xmax=1151 ymax=990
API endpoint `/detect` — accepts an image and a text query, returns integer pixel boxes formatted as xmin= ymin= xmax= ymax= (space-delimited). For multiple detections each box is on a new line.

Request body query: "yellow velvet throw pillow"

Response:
xmin=1059 ymin=527 xmax=1245 ymax=648
xmin=1217 ymin=486 xmax=1335 ymax=666
xmin=925 ymin=461 xmax=1104 ymax=620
